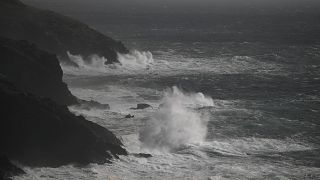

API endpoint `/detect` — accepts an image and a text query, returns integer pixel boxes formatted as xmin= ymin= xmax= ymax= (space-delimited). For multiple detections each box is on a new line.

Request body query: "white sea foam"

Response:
xmin=61 ymin=50 xmax=155 ymax=75
xmin=18 ymin=83 xmax=317 ymax=180
xmin=67 ymin=52 xmax=108 ymax=72
xmin=117 ymin=50 xmax=154 ymax=70
xmin=61 ymin=50 xmax=284 ymax=77
xmin=139 ymin=86 xmax=212 ymax=151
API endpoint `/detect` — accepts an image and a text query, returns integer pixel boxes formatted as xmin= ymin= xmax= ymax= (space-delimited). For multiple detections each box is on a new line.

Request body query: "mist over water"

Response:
xmin=67 ymin=51 xmax=108 ymax=72
xmin=139 ymin=86 xmax=211 ymax=151
xmin=118 ymin=50 xmax=154 ymax=69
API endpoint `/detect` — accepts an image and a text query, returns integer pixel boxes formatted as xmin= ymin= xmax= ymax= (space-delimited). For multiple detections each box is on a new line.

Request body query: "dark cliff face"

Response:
xmin=0 ymin=76 xmax=127 ymax=167
xmin=0 ymin=0 xmax=128 ymax=64
xmin=0 ymin=37 xmax=77 ymax=105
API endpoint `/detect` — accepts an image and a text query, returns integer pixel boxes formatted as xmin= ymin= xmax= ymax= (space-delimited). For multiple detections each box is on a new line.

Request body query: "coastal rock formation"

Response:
xmin=0 ymin=0 xmax=128 ymax=64
xmin=0 ymin=37 xmax=77 ymax=105
xmin=0 ymin=76 xmax=127 ymax=167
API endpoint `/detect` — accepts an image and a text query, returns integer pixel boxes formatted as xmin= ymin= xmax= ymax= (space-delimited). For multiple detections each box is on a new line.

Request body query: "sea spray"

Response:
xmin=67 ymin=52 xmax=108 ymax=72
xmin=62 ymin=50 xmax=154 ymax=75
xmin=139 ymin=86 xmax=212 ymax=151
xmin=117 ymin=50 xmax=154 ymax=70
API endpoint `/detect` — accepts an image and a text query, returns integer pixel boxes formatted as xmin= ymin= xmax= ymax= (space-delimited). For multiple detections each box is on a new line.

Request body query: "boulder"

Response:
xmin=125 ymin=114 xmax=134 ymax=118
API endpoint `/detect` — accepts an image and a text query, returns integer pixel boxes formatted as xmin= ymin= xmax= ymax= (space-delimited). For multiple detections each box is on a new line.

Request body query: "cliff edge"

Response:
xmin=0 ymin=0 xmax=128 ymax=64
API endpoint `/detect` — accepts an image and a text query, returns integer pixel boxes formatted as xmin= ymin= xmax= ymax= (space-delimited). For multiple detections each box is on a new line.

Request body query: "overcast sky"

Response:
xmin=23 ymin=0 xmax=320 ymax=14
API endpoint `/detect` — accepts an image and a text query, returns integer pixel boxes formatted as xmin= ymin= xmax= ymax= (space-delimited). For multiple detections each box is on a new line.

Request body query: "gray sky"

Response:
xmin=22 ymin=0 xmax=320 ymax=14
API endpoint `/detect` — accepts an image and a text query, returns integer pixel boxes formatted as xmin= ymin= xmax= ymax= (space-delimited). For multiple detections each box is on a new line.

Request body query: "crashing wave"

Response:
xmin=61 ymin=50 xmax=154 ymax=75
xmin=117 ymin=50 xmax=154 ymax=70
xmin=67 ymin=52 xmax=108 ymax=72
xmin=139 ymin=86 xmax=212 ymax=151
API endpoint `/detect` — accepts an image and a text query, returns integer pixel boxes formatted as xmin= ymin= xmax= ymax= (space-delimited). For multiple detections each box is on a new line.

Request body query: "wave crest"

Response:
xmin=117 ymin=50 xmax=154 ymax=70
xmin=61 ymin=50 xmax=154 ymax=75
xmin=67 ymin=52 xmax=108 ymax=72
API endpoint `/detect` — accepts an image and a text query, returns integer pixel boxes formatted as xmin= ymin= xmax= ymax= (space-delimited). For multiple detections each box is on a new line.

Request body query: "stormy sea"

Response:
xmin=15 ymin=1 xmax=320 ymax=179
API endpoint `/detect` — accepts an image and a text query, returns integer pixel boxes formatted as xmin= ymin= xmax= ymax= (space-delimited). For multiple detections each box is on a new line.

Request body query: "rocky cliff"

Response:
xmin=0 ymin=75 xmax=127 ymax=167
xmin=0 ymin=0 xmax=128 ymax=64
xmin=0 ymin=37 xmax=77 ymax=105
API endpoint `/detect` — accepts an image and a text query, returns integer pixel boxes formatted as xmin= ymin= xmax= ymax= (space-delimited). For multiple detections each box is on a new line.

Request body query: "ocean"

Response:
xmin=15 ymin=2 xmax=320 ymax=179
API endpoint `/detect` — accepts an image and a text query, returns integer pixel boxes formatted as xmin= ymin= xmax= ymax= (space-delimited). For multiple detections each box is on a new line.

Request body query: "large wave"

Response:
xmin=67 ymin=52 xmax=108 ymax=72
xmin=139 ymin=86 xmax=212 ymax=151
xmin=61 ymin=50 xmax=154 ymax=75
xmin=117 ymin=50 xmax=154 ymax=70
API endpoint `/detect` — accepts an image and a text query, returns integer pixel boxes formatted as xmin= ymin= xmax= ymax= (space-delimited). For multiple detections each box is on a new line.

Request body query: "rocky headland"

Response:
xmin=0 ymin=0 xmax=129 ymax=64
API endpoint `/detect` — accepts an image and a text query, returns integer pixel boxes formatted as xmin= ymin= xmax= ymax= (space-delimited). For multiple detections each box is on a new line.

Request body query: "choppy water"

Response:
xmin=14 ymin=8 xmax=320 ymax=180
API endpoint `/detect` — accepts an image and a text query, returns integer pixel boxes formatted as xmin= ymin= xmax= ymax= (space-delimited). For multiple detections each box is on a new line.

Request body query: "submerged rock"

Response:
xmin=125 ymin=114 xmax=134 ymax=118
xmin=132 ymin=153 xmax=152 ymax=158
xmin=130 ymin=103 xmax=152 ymax=110
xmin=0 ymin=37 xmax=77 ymax=105
xmin=0 ymin=76 xmax=127 ymax=167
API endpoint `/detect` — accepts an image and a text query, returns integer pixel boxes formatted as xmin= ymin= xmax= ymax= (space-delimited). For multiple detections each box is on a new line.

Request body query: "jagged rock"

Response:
xmin=125 ymin=114 xmax=134 ymax=118
xmin=0 ymin=0 xmax=128 ymax=64
xmin=0 ymin=37 xmax=77 ymax=105
xmin=75 ymin=99 xmax=110 ymax=110
xmin=0 ymin=76 xmax=127 ymax=167
xmin=130 ymin=103 xmax=152 ymax=110
xmin=0 ymin=155 xmax=25 ymax=180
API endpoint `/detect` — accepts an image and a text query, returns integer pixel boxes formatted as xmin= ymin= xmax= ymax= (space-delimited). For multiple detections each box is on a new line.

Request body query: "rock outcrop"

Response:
xmin=0 ymin=37 xmax=77 ymax=105
xmin=132 ymin=153 xmax=152 ymax=158
xmin=125 ymin=114 xmax=134 ymax=118
xmin=0 ymin=0 xmax=128 ymax=64
xmin=0 ymin=76 xmax=127 ymax=167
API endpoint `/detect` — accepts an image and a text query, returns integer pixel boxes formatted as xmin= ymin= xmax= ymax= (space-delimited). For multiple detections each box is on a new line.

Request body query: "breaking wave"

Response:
xmin=139 ymin=86 xmax=212 ymax=151
xmin=117 ymin=50 xmax=154 ymax=70
xmin=61 ymin=50 xmax=154 ymax=75
xmin=67 ymin=52 xmax=108 ymax=72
